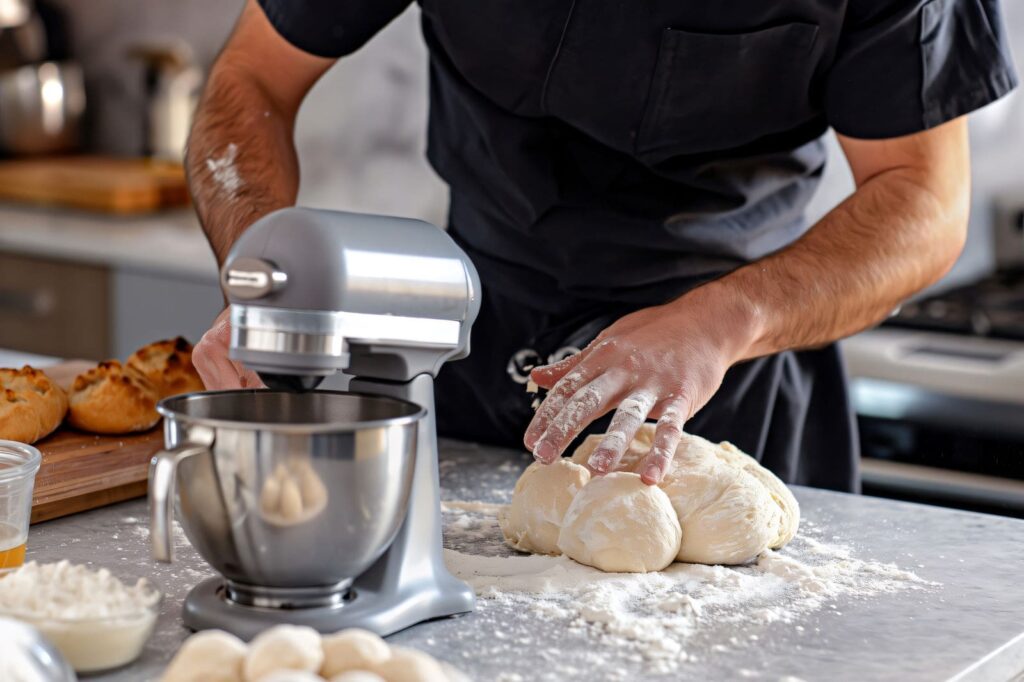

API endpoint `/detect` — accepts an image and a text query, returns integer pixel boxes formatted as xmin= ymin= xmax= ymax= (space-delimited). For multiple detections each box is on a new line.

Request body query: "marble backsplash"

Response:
xmin=48 ymin=0 xmax=1023 ymax=279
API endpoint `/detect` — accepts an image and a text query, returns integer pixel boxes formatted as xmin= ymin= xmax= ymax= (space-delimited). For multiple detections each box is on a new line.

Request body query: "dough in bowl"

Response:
xmin=557 ymin=472 xmax=681 ymax=573
xmin=498 ymin=459 xmax=590 ymax=555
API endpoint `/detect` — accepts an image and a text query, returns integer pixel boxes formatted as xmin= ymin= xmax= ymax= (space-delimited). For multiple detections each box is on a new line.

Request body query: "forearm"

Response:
xmin=186 ymin=62 xmax=300 ymax=265
xmin=695 ymin=159 xmax=969 ymax=362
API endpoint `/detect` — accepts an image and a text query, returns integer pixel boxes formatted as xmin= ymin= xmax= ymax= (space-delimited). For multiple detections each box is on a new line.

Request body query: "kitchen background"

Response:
xmin=1 ymin=1 xmax=1022 ymax=514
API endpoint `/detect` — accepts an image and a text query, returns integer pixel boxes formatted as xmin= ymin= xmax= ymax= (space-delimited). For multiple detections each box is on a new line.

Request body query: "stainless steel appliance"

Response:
xmin=150 ymin=207 xmax=480 ymax=638
xmin=0 ymin=60 xmax=84 ymax=154
xmin=843 ymin=263 xmax=1024 ymax=516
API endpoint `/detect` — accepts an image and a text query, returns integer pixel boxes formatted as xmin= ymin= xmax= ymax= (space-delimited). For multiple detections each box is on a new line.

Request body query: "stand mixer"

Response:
xmin=149 ymin=207 xmax=480 ymax=638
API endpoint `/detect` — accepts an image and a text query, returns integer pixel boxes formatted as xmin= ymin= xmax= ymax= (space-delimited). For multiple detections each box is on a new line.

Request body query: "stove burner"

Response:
xmin=887 ymin=268 xmax=1024 ymax=340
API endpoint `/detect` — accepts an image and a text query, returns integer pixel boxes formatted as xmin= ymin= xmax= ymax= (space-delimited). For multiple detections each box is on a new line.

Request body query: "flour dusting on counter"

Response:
xmin=442 ymin=501 xmax=937 ymax=676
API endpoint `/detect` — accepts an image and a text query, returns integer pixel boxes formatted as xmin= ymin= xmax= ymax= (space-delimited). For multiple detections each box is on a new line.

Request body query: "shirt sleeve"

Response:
xmin=824 ymin=0 xmax=1018 ymax=139
xmin=256 ymin=0 xmax=413 ymax=58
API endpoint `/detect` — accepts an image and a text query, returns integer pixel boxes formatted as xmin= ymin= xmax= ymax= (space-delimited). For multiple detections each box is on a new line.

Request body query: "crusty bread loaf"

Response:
xmin=126 ymin=336 xmax=204 ymax=398
xmin=67 ymin=361 xmax=160 ymax=434
xmin=0 ymin=366 xmax=68 ymax=444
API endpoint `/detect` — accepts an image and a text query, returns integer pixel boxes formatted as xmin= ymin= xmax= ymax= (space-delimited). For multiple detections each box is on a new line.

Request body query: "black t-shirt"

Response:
xmin=258 ymin=0 xmax=1017 ymax=313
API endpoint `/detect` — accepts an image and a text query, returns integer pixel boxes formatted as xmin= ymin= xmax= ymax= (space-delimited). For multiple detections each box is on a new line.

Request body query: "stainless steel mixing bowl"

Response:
xmin=150 ymin=390 xmax=423 ymax=605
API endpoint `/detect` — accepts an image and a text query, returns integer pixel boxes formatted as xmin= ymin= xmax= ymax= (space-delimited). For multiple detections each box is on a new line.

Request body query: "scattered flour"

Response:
xmin=205 ymin=143 xmax=244 ymax=199
xmin=442 ymin=501 xmax=937 ymax=677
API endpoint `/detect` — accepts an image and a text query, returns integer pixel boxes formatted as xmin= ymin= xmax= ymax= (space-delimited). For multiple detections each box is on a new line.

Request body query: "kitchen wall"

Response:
xmin=49 ymin=0 xmax=448 ymax=225
xmin=54 ymin=0 xmax=1023 ymax=277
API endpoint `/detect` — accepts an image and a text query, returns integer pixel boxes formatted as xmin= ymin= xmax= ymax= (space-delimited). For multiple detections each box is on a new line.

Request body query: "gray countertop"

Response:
xmin=23 ymin=440 xmax=1024 ymax=681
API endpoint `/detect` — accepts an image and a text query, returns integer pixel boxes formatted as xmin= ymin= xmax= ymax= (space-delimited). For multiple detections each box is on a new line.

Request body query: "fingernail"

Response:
xmin=588 ymin=450 xmax=613 ymax=473
xmin=533 ymin=441 xmax=557 ymax=463
xmin=641 ymin=464 xmax=661 ymax=484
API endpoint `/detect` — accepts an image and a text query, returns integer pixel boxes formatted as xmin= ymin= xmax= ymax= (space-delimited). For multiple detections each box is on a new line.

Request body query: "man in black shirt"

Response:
xmin=191 ymin=0 xmax=1016 ymax=491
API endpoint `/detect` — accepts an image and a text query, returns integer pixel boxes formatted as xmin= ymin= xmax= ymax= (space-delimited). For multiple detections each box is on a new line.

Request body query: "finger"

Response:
xmin=529 ymin=352 xmax=584 ymax=389
xmin=639 ymin=399 xmax=688 ymax=485
xmin=194 ymin=348 xmax=246 ymax=390
xmin=587 ymin=391 xmax=656 ymax=474
xmin=524 ymin=365 xmax=595 ymax=450
xmin=533 ymin=374 xmax=623 ymax=464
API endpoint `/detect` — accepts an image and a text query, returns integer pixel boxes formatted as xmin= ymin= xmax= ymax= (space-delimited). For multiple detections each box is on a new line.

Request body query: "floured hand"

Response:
xmin=523 ymin=286 xmax=758 ymax=485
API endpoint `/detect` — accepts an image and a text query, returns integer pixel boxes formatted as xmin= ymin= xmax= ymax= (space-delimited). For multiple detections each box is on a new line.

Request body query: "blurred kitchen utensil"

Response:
xmin=0 ymin=156 xmax=188 ymax=212
xmin=128 ymin=41 xmax=202 ymax=161
xmin=0 ymin=60 xmax=84 ymax=154
xmin=0 ymin=0 xmax=46 ymax=71
xmin=0 ymin=617 xmax=77 ymax=682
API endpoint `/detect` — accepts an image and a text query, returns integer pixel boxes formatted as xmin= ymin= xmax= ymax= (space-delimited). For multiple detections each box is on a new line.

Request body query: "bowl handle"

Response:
xmin=149 ymin=444 xmax=208 ymax=563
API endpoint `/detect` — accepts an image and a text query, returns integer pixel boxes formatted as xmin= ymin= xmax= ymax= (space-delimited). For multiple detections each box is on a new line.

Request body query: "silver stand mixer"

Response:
xmin=149 ymin=207 xmax=480 ymax=638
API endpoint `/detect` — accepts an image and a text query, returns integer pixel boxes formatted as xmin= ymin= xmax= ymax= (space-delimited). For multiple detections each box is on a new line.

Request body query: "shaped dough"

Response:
xmin=330 ymin=673 xmax=386 ymax=682
xmin=498 ymin=459 xmax=590 ymax=555
xmin=557 ymin=472 xmax=681 ymax=573
xmin=160 ymin=630 xmax=247 ymax=682
xmin=243 ymin=625 xmax=323 ymax=682
xmin=372 ymin=646 xmax=447 ymax=682
xmin=321 ymin=629 xmax=391 ymax=677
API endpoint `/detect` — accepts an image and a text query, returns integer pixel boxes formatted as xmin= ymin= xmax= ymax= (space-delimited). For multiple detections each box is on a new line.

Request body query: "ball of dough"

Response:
xmin=718 ymin=441 xmax=800 ymax=547
xmin=243 ymin=625 xmax=324 ymax=682
xmin=258 ymin=673 xmax=325 ymax=682
xmin=372 ymin=647 xmax=447 ymax=682
xmin=321 ymin=629 xmax=391 ymax=677
xmin=160 ymin=630 xmax=248 ymax=682
xmin=661 ymin=437 xmax=782 ymax=565
xmin=570 ymin=423 xmax=656 ymax=473
xmin=557 ymin=472 xmax=681 ymax=573
xmin=498 ymin=459 xmax=590 ymax=555
xmin=330 ymin=673 xmax=386 ymax=682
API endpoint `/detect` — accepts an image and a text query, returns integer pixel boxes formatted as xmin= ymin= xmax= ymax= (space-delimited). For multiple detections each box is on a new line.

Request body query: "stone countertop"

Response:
xmin=22 ymin=440 xmax=1024 ymax=682
xmin=0 ymin=205 xmax=217 ymax=281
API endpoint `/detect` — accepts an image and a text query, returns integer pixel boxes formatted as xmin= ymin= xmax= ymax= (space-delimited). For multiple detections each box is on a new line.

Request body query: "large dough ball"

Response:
xmin=661 ymin=434 xmax=785 ymax=565
xmin=498 ymin=459 xmax=590 ymax=555
xmin=321 ymin=629 xmax=391 ymax=677
xmin=372 ymin=646 xmax=447 ymax=682
xmin=243 ymin=625 xmax=324 ymax=682
xmin=570 ymin=423 xmax=656 ymax=473
xmin=557 ymin=472 xmax=681 ymax=573
xmin=161 ymin=630 xmax=248 ymax=682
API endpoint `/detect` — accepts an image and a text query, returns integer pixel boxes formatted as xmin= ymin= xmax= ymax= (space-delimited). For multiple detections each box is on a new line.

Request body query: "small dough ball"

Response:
xmin=330 ymin=673 xmax=385 ymax=682
xmin=372 ymin=647 xmax=447 ymax=682
xmin=258 ymin=673 xmax=325 ymax=682
xmin=321 ymin=629 xmax=391 ymax=677
xmin=243 ymin=625 xmax=324 ymax=682
xmin=498 ymin=459 xmax=590 ymax=555
xmin=161 ymin=630 xmax=247 ymax=682
xmin=570 ymin=423 xmax=656 ymax=473
xmin=557 ymin=472 xmax=681 ymax=573
xmin=662 ymin=442 xmax=781 ymax=565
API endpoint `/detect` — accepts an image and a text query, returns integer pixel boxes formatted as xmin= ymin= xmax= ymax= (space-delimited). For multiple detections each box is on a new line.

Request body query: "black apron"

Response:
xmin=255 ymin=0 xmax=1017 ymax=492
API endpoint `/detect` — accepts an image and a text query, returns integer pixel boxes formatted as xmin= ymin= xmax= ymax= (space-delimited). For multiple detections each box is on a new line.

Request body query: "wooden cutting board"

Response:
xmin=25 ymin=360 xmax=165 ymax=524
xmin=0 ymin=156 xmax=190 ymax=214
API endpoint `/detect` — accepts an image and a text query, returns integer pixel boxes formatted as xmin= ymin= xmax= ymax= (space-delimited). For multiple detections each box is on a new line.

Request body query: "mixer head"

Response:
xmin=221 ymin=208 xmax=481 ymax=386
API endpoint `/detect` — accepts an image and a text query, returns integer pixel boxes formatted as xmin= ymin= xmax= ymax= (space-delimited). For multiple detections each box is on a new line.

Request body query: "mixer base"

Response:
xmin=183 ymin=575 xmax=474 ymax=639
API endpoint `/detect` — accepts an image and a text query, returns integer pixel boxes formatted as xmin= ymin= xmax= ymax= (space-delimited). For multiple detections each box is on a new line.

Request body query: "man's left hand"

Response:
xmin=524 ymin=284 xmax=759 ymax=485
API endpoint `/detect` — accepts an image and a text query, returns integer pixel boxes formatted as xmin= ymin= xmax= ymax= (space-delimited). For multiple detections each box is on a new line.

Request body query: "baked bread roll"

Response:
xmin=126 ymin=336 xmax=204 ymax=398
xmin=0 ymin=366 xmax=68 ymax=444
xmin=67 ymin=361 xmax=160 ymax=434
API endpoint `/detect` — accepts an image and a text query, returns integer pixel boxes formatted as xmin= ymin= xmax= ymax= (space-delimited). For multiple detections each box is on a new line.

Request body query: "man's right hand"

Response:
xmin=193 ymin=308 xmax=265 ymax=390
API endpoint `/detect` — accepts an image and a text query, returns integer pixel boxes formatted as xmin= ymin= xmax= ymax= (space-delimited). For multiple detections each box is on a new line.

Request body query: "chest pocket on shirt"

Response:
xmin=636 ymin=23 xmax=820 ymax=162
